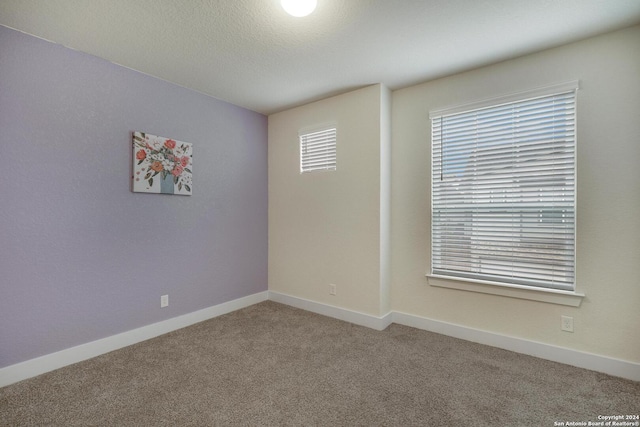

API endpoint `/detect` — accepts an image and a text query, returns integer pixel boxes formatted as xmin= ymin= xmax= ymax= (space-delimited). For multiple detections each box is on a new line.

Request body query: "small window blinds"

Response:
xmin=430 ymin=82 xmax=578 ymax=291
xmin=300 ymin=127 xmax=336 ymax=173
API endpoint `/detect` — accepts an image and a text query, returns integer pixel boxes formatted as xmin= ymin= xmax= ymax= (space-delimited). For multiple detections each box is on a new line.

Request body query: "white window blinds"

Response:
xmin=300 ymin=127 xmax=336 ymax=173
xmin=430 ymin=84 xmax=577 ymax=291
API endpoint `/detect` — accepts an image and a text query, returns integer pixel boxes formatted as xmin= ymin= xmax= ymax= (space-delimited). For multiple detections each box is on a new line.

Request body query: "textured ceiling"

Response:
xmin=1 ymin=0 xmax=640 ymax=114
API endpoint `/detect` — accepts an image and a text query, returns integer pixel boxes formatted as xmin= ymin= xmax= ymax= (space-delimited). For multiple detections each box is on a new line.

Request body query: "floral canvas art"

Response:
xmin=132 ymin=132 xmax=193 ymax=195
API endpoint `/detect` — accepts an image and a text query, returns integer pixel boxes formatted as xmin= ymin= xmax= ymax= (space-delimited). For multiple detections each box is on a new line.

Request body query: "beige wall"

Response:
xmin=269 ymin=26 xmax=640 ymax=362
xmin=269 ymin=84 xmax=391 ymax=316
xmin=379 ymin=85 xmax=392 ymax=315
xmin=392 ymin=25 xmax=640 ymax=362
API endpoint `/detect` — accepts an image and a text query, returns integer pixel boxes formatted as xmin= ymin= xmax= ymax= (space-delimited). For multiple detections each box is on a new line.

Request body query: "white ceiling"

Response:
xmin=1 ymin=0 xmax=640 ymax=115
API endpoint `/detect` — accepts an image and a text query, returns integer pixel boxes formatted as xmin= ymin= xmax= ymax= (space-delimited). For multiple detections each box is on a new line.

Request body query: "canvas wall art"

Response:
xmin=132 ymin=132 xmax=192 ymax=195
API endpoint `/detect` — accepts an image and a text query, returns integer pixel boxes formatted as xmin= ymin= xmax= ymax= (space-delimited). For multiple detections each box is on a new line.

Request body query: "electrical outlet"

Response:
xmin=161 ymin=294 xmax=169 ymax=308
xmin=561 ymin=315 xmax=573 ymax=332
xmin=329 ymin=284 xmax=337 ymax=296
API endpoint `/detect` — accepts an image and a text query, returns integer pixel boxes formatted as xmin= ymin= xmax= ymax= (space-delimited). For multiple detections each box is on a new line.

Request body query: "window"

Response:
xmin=430 ymin=82 xmax=577 ymax=292
xmin=300 ymin=126 xmax=336 ymax=173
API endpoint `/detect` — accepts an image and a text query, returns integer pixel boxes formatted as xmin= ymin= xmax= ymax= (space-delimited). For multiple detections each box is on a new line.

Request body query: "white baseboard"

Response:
xmin=268 ymin=291 xmax=393 ymax=331
xmin=392 ymin=311 xmax=640 ymax=382
xmin=2 ymin=290 xmax=638 ymax=387
xmin=0 ymin=291 xmax=269 ymax=388
xmin=267 ymin=293 xmax=639 ymax=381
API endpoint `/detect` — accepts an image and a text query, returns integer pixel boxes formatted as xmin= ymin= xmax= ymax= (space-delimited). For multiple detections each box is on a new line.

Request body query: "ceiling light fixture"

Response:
xmin=281 ymin=0 xmax=317 ymax=17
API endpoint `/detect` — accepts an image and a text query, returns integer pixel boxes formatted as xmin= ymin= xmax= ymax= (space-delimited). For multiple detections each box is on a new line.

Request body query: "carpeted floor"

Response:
xmin=1 ymin=301 xmax=638 ymax=426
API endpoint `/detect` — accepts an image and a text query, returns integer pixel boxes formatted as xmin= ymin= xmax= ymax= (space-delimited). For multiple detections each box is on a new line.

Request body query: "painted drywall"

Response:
xmin=379 ymin=85 xmax=392 ymax=316
xmin=0 ymin=26 xmax=267 ymax=368
xmin=269 ymin=84 xmax=391 ymax=317
xmin=391 ymin=25 xmax=640 ymax=362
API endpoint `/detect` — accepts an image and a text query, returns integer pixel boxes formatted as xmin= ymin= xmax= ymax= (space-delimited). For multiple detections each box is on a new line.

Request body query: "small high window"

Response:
xmin=299 ymin=127 xmax=336 ymax=173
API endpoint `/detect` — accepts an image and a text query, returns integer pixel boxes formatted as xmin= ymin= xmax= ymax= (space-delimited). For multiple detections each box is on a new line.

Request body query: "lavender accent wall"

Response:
xmin=0 ymin=26 xmax=268 ymax=368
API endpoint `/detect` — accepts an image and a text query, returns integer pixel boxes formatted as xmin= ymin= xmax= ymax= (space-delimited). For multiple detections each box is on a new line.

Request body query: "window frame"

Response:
xmin=299 ymin=124 xmax=337 ymax=174
xmin=427 ymin=81 xmax=584 ymax=304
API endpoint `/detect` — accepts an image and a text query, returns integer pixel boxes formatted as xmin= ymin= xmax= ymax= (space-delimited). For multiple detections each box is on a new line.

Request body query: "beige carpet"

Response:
xmin=1 ymin=301 xmax=638 ymax=426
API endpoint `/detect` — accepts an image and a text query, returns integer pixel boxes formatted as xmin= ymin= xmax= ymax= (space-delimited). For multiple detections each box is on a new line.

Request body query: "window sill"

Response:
xmin=426 ymin=275 xmax=585 ymax=307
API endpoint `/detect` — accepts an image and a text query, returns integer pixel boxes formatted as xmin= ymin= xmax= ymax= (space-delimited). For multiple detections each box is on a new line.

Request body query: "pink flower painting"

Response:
xmin=132 ymin=131 xmax=193 ymax=195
